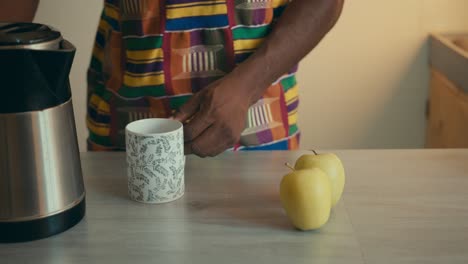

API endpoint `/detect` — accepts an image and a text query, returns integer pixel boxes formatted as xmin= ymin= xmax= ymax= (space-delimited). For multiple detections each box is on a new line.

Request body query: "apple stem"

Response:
xmin=284 ymin=162 xmax=295 ymax=171
xmin=312 ymin=150 xmax=318 ymax=155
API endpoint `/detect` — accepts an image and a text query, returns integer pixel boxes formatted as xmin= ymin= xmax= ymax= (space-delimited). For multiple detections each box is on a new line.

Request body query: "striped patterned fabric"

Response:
xmin=87 ymin=0 xmax=300 ymax=151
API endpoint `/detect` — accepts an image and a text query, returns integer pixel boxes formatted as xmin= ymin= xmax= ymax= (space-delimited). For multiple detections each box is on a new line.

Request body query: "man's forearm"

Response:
xmin=0 ymin=0 xmax=39 ymax=22
xmin=235 ymin=0 xmax=344 ymax=103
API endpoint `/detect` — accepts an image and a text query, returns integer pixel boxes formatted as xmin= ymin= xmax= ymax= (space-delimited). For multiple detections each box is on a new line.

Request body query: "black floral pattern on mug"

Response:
xmin=128 ymin=162 xmax=185 ymax=203
xmin=126 ymin=124 xmax=184 ymax=203
xmin=126 ymin=129 xmax=183 ymax=168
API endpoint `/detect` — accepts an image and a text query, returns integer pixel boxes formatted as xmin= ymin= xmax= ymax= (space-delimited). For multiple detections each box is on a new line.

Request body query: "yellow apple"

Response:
xmin=280 ymin=167 xmax=332 ymax=231
xmin=295 ymin=152 xmax=345 ymax=207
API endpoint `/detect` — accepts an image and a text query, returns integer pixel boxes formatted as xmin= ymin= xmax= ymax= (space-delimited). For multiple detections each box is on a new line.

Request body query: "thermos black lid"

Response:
xmin=0 ymin=22 xmax=62 ymax=47
xmin=0 ymin=23 xmax=75 ymax=114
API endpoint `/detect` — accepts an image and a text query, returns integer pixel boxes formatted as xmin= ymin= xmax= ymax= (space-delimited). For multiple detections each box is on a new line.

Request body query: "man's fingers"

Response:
xmin=185 ymin=125 xmax=231 ymax=157
xmin=173 ymin=94 xmax=202 ymax=122
xmin=183 ymin=109 xmax=213 ymax=142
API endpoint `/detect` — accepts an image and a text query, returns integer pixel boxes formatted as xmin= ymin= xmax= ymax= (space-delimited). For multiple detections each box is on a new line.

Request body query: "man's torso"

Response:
xmin=87 ymin=0 xmax=300 ymax=151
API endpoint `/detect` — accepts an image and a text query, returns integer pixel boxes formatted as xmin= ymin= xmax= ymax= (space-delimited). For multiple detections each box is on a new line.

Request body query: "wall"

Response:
xmin=34 ymin=0 xmax=102 ymax=152
xmin=34 ymin=0 xmax=468 ymax=151
xmin=296 ymin=0 xmax=468 ymax=149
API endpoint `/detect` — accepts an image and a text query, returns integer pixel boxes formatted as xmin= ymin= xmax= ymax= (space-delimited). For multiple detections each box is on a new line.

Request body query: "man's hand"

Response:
xmin=173 ymin=72 xmax=252 ymax=157
xmin=0 ymin=0 xmax=39 ymax=22
xmin=174 ymin=0 xmax=343 ymax=157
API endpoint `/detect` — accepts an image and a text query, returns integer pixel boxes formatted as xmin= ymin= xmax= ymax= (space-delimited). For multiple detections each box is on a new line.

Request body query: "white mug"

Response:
xmin=125 ymin=118 xmax=185 ymax=204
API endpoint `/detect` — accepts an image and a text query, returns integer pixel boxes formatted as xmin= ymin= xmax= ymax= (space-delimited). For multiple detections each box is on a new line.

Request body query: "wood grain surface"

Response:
xmin=1 ymin=149 xmax=467 ymax=264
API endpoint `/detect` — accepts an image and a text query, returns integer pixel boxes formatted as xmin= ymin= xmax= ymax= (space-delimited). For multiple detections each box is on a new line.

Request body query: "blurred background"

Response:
xmin=33 ymin=0 xmax=468 ymax=151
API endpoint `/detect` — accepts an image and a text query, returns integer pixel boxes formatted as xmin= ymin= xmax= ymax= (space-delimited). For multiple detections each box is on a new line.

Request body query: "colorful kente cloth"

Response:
xmin=87 ymin=0 xmax=300 ymax=151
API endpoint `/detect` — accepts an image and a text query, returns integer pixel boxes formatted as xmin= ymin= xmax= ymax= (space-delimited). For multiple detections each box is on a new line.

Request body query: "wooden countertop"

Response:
xmin=1 ymin=149 xmax=468 ymax=264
